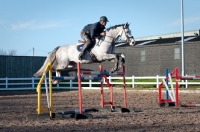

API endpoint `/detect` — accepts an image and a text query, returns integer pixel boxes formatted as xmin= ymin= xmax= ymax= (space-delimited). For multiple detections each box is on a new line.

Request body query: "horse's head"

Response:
xmin=106 ymin=23 xmax=135 ymax=46
xmin=117 ymin=23 xmax=135 ymax=46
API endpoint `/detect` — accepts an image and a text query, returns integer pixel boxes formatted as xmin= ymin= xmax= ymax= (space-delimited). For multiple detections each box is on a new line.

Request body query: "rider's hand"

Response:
xmin=100 ymin=32 xmax=106 ymax=36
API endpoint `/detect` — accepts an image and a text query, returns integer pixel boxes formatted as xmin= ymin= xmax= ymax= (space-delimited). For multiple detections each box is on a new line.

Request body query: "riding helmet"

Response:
xmin=100 ymin=16 xmax=109 ymax=22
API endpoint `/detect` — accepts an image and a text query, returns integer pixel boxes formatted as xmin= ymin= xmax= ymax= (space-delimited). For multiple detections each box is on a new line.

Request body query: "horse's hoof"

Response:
xmin=111 ymin=68 xmax=118 ymax=73
xmin=53 ymin=80 xmax=59 ymax=84
xmin=121 ymin=58 xmax=125 ymax=64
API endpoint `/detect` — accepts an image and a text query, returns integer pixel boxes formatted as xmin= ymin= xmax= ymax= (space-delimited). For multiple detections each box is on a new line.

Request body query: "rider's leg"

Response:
xmin=79 ymin=32 xmax=92 ymax=60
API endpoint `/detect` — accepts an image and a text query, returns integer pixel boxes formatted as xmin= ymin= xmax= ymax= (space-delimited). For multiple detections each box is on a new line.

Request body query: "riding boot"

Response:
xmin=78 ymin=42 xmax=91 ymax=60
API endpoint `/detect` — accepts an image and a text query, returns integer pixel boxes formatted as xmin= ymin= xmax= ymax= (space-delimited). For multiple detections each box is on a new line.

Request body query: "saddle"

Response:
xmin=76 ymin=38 xmax=102 ymax=52
xmin=76 ymin=40 xmax=86 ymax=52
xmin=76 ymin=37 xmax=104 ymax=50
xmin=77 ymin=40 xmax=86 ymax=45
xmin=76 ymin=39 xmax=103 ymax=63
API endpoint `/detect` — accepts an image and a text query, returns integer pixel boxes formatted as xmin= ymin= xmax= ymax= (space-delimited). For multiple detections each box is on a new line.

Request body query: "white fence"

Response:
xmin=0 ymin=76 xmax=200 ymax=90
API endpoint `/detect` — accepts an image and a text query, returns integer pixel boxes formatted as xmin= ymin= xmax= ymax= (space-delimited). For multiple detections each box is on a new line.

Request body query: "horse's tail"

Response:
xmin=33 ymin=46 xmax=60 ymax=77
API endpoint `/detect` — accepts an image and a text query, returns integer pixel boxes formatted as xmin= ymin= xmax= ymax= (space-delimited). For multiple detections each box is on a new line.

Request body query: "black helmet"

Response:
xmin=100 ymin=16 xmax=109 ymax=22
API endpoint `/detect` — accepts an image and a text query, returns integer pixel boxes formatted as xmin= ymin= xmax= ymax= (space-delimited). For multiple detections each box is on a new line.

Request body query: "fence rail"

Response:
xmin=0 ymin=75 xmax=199 ymax=90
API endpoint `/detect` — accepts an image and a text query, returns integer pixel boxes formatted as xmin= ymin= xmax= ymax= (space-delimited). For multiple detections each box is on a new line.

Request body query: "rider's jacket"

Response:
xmin=82 ymin=22 xmax=105 ymax=39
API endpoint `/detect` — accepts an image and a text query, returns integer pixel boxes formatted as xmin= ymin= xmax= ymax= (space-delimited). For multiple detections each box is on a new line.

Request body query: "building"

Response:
xmin=0 ymin=30 xmax=200 ymax=78
xmin=115 ymin=29 xmax=200 ymax=76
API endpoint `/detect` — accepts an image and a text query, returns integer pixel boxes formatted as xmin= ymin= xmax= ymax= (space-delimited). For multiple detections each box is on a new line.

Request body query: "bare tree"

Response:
xmin=8 ymin=50 xmax=17 ymax=56
xmin=0 ymin=49 xmax=6 ymax=55
xmin=0 ymin=49 xmax=17 ymax=56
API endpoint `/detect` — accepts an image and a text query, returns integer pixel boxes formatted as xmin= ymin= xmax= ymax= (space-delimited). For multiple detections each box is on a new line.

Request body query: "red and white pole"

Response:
xmin=123 ymin=65 xmax=127 ymax=108
xmin=77 ymin=62 xmax=82 ymax=114
xmin=175 ymin=68 xmax=179 ymax=107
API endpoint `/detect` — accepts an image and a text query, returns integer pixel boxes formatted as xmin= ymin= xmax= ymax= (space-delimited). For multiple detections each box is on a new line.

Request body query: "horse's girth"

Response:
xmin=89 ymin=52 xmax=101 ymax=63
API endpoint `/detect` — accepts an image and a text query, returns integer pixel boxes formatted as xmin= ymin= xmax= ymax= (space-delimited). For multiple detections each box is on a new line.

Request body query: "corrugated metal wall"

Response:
xmin=0 ymin=56 xmax=46 ymax=78
xmin=114 ymin=41 xmax=200 ymax=76
xmin=0 ymin=41 xmax=200 ymax=78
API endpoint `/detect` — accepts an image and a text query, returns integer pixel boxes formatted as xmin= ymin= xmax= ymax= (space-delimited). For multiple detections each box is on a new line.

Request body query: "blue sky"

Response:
xmin=0 ymin=0 xmax=200 ymax=56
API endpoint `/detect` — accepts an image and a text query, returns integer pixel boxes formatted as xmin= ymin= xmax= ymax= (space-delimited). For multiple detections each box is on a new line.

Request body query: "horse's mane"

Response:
xmin=106 ymin=24 xmax=125 ymax=31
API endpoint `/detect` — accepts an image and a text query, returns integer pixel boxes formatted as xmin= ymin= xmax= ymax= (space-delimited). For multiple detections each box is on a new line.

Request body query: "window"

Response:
xmin=174 ymin=48 xmax=180 ymax=59
xmin=141 ymin=50 xmax=145 ymax=62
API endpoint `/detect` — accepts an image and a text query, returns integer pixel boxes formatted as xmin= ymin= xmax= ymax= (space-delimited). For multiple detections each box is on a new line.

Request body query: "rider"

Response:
xmin=78 ymin=16 xmax=109 ymax=60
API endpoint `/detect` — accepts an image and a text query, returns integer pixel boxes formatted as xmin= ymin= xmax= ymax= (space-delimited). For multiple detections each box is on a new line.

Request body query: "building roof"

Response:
xmin=116 ymin=29 xmax=200 ymax=47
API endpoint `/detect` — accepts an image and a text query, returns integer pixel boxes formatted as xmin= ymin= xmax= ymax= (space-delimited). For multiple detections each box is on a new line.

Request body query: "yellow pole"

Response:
xmin=37 ymin=75 xmax=44 ymax=114
xmin=37 ymin=62 xmax=52 ymax=115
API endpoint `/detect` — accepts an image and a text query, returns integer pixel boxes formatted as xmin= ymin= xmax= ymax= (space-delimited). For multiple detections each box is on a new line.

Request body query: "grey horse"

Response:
xmin=34 ymin=23 xmax=135 ymax=84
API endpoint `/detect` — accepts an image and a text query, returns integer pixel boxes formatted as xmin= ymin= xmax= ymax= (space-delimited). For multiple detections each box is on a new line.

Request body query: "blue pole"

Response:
xmin=165 ymin=68 xmax=169 ymax=100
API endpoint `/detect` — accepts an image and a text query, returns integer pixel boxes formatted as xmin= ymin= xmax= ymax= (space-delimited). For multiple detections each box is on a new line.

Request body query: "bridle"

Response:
xmin=104 ymin=24 xmax=133 ymax=43
xmin=122 ymin=26 xmax=133 ymax=43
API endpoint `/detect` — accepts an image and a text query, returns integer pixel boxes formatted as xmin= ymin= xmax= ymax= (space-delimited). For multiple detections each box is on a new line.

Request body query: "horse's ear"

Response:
xmin=124 ymin=23 xmax=127 ymax=28
xmin=126 ymin=22 xmax=130 ymax=26
xmin=124 ymin=22 xmax=129 ymax=28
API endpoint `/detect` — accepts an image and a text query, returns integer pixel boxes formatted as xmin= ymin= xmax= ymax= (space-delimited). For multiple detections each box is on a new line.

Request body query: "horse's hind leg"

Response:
xmin=52 ymin=59 xmax=71 ymax=84
xmin=53 ymin=70 xmax=61 ymax=84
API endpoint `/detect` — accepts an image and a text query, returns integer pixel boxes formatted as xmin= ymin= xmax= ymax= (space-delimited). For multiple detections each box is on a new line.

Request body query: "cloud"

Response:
xmin=11 ymin=20 xmax=67 ymax=30
xmin=168 ymin=16 xmax=200 ymax=27
xmin=11 ymin=21 xmax=34 ymax=30
xmin=185 ymin=17 xmax=200 ymax=24
xmin=31 ymin=23 xmax=60 ymax=30
xmin=0 ymin=20 xmax=8 ymax=30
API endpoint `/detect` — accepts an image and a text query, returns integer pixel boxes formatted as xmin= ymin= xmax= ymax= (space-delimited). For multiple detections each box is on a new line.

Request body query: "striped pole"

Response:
xmin=168 ymin=73 xmax=176 ymax=102
xmin=99 ymin=65 xmax=104 ymax=108
xmin=81 ymin=71 xmax=124 ymax=76
xmin=175 ymin=68 xmax=179 ymax=107
xmin=177 ymin=76 xmax=200 ymax=80
xmin=77 ymin=62 xmax=82 ymax=114
xmin=52 ymin=76 xmax=102 ymax=81
xmin=123 ymin=65 xmax=127 ymax=108
xmin=181 ymin=104 xmax=200 ymax=107
xmin=165 ymin=68 xmax=169 ymax=100
xmin=158 ymin=81 xmax=162 ymax=105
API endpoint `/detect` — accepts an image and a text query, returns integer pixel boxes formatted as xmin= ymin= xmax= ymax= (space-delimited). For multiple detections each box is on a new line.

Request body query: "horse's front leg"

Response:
xmin=112 ymin=55 xmax=120 ymax=73
xmin=102 ymin=54 xmax=119 ymax=73
xmin=116 ymin=53 xmax=125 ymax=68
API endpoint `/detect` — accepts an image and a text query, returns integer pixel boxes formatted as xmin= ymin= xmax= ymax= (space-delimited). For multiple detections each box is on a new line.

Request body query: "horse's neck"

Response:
xmin=106 ymin=28 xmax=121 ymax=42
xmin=91 ymin=29 xmax=119 ymax=53
xmin=101 ymin=31 xmax=117 ymax=46
xmin=92 ymin=37 xmax=115 ymax=54
xmin=96 ymin=31 xmax=116 ymax=45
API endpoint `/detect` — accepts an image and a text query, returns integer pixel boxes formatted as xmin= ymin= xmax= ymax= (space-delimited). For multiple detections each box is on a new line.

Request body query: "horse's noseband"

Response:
xmin=122 ymin=27 xmax=133 ymax=43
xmin=125 ymin=32 xmax=133 ymax=43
